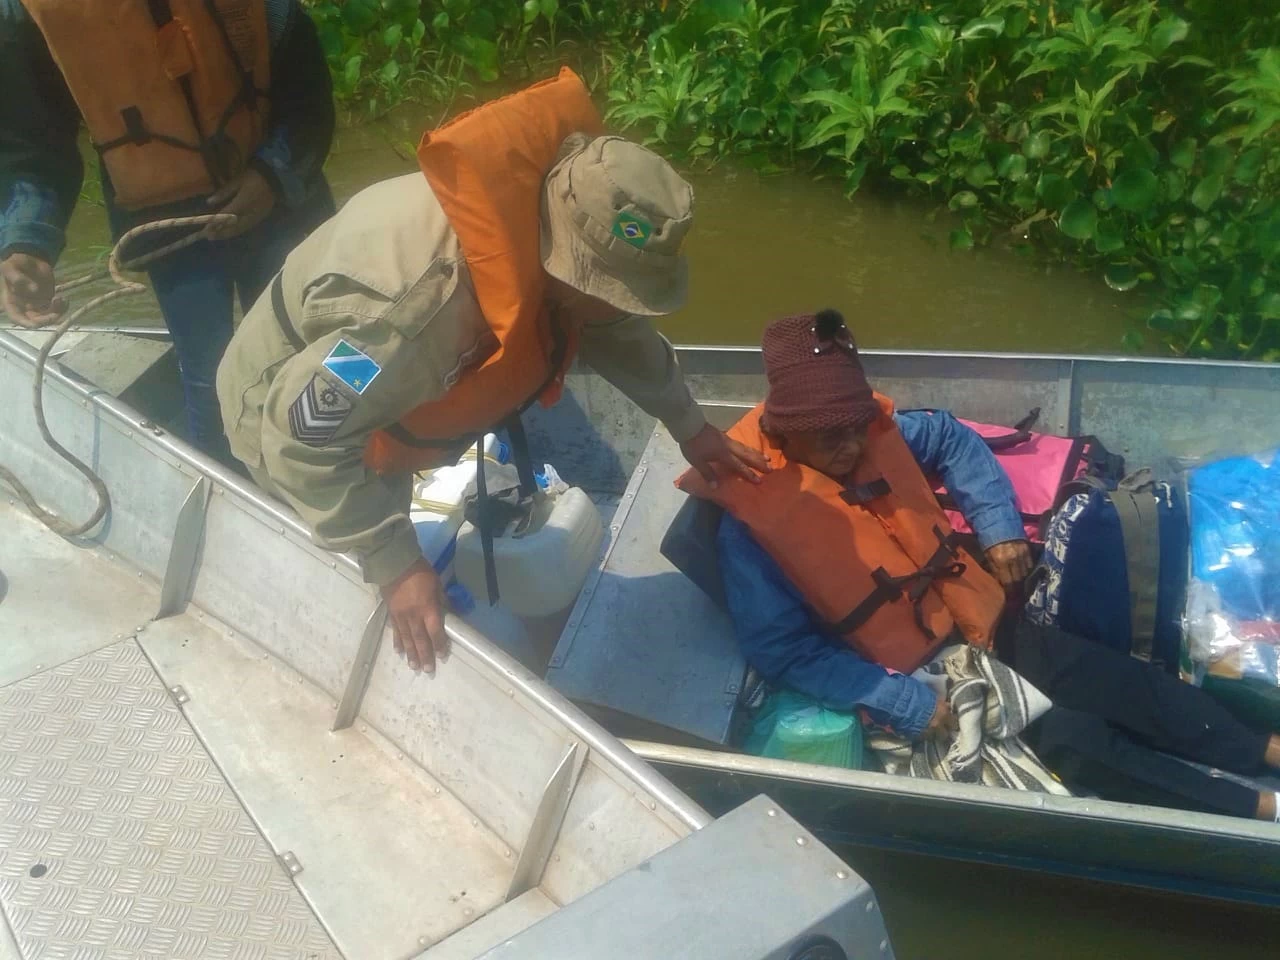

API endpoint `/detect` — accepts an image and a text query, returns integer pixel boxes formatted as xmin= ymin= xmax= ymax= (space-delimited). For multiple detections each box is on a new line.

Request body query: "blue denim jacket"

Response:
xmin=719 ymin=409 xmax=1025 ymax=739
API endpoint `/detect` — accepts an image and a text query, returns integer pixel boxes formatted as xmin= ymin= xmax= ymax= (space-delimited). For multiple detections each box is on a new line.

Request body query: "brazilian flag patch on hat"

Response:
xmin=611 ymin=212 xmax=652 ymax=248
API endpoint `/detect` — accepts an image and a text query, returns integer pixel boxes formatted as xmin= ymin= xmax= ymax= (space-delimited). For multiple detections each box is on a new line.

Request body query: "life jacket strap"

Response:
xmin=840 ymin=477 xmax=891 ymax=505
xmin=827 ymin=526 xmax=967 ymax=641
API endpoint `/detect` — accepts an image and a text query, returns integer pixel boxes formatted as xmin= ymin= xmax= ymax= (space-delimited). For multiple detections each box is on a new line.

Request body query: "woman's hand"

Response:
xmin=986 ymin=539 xmax=1034 ymax=591
xmin=924 ymin=696 xmax=957 ymax=739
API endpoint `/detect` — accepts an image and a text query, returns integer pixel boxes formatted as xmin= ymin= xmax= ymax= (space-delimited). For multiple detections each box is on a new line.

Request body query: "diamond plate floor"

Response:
xmin=0 ymin=640 xmax=340 ymax=960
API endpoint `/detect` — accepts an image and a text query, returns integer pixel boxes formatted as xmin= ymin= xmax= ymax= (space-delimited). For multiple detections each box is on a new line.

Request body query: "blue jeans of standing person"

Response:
xmin=121 ymin=187 xmax=334 ymax=465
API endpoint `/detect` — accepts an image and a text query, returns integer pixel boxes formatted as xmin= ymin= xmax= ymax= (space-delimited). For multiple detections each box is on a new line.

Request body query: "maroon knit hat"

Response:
xmin=762 ymin=309 xmax=880 ymax=433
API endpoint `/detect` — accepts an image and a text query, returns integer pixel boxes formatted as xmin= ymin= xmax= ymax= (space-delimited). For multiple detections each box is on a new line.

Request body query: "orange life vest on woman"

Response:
xmin=362 ymin=67 xmax=604 ymax=476
xmin=22 ymin=0 xmax=271 ymax=210
xmin=678 ymin=396 xmax=1006 ymax=674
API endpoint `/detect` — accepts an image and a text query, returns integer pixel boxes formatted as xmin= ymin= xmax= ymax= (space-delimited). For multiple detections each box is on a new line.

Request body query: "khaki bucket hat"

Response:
xmin=540 ymin=134 xmax=693 ymax=317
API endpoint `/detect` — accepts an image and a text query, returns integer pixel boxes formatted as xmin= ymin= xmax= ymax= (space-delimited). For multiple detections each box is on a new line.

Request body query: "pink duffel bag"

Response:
xmin=928 ymin=408 xmax=1125 ymax=542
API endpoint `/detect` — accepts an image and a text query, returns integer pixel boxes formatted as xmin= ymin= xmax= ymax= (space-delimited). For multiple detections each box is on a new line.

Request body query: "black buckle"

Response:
xmin=840 ymin=477 xmax=891 ymax=505
xmin=121 ymin=107 xmax=150 ymax=145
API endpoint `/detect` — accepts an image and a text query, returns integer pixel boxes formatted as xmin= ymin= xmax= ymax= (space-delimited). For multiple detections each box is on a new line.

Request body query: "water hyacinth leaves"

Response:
xmin=1059 ymin=199 xmax=1098 ymax=241
xmin=1094 ymin=219 xmax=1126 ymax=254
xmin=1023 ymin=131 xmax=1052 ymax=160
xmin=1191 ymin=174 xmax=1225 ymax=212
xmin=998 ymin=153 xmax=1028 ymax=181
xmin=1104 ymin=264 xmax=1140 ymax=292
xmin=1111 ymin=169 xmax=1160 ymax=213
xmin=312 ymin=0 xmax=1280 ymax=360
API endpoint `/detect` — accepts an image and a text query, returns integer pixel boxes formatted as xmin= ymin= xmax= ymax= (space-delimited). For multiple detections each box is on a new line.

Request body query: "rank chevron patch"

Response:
xmin=289 ymin=375 xmax=353 ymax=446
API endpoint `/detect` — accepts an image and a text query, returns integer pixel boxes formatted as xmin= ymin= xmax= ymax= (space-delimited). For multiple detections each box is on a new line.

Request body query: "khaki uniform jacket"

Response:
xmin=216 ymin=172 xmax=706 ymax=587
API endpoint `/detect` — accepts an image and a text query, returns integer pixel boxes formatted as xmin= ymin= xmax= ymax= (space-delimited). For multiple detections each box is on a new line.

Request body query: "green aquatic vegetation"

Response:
xmin=601 ymin=0 xmax=1280 ymax=359
xmin=301 ymin=0 xmax=1280 ymax=359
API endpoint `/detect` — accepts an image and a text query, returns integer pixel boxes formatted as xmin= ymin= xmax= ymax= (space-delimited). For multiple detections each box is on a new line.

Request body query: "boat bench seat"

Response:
xmin=546 ymin=425 xmax=748 ymax=746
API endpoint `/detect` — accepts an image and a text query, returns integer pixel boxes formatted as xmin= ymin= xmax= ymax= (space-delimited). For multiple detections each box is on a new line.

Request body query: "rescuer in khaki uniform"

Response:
xmin=217 ymin=71 xmax=767 ymax=676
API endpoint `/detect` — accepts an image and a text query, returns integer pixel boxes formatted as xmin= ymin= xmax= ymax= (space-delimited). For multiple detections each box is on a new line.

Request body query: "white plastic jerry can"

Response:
xmin=409 ymin=433 xmax=510 ymax=569
xmin=454 ymin=486 xmax=605 ymax=619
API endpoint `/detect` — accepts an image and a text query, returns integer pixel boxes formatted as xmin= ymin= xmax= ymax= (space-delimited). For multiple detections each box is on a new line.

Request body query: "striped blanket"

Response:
xmin=867 ymin=645 xmax=1071 ymax=795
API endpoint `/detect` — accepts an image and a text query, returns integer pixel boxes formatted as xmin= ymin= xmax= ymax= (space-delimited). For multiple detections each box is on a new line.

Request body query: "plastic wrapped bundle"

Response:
xmin=1185 ymin=448 xmax=1280 ymax=687
xmin=743 ymin=690 xmax=864 ymax=769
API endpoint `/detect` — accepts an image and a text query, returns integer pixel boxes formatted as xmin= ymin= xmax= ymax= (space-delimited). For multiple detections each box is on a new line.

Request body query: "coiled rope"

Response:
xmin=0 ymin=214 xmax=235 ymax=537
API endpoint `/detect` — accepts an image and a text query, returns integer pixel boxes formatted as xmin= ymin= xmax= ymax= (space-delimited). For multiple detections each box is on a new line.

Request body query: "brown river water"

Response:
xmin=55 ymin=108 xmax=1140 ymax=353
xmin=43 ymin=112 xmax=1278 ymax=955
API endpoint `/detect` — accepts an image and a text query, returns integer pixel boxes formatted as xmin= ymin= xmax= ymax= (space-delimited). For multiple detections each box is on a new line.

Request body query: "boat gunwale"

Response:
xmin=675 ymin=342 xmax=1280 ymax=372
xmin=625 ymin=740 xmax=1280 ymax=846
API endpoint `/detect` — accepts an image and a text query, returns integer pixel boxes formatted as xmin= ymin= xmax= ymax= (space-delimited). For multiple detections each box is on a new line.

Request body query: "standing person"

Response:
xmin=0 ymin=0 xmax=335 ymax=463
xmin=682 ymin=308 xmax=1280 ymax=821
xmin=216 ymin=70 xmax=768 ymax=676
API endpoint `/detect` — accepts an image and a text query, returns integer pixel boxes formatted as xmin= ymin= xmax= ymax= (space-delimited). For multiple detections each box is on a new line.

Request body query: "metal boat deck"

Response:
xmin=1 ymin=501 xmax=547 ymax=958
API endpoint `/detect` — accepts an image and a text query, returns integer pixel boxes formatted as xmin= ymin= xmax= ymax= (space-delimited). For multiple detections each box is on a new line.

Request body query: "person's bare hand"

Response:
xmin=680 ymin=422 xmax=770 ymax=489
xmin=381 ymin=559 xmax=449 ymax=674
xmin=204 ymin=168 xmax=276 ymax=240
xmin=986 ymin=539 xmax=1034 ymax=591
xmin=924 ymin=696 xmax=957 ymax=739
xmin=1 ymin=253 xmax=63 ymax=327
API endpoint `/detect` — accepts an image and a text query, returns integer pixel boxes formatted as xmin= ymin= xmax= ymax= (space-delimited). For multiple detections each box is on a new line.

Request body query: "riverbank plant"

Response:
xmin=303 ymin=0 xmax=1280 ymax=359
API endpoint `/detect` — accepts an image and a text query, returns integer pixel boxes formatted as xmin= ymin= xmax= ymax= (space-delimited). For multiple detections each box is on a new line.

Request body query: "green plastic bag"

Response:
xmin=743 ymin=690 xmax=865 ymax=769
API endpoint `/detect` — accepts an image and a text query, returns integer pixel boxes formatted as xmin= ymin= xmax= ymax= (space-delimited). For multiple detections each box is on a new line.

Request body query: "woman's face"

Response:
xmin=779 ymin=423 xmax=869 ymax=478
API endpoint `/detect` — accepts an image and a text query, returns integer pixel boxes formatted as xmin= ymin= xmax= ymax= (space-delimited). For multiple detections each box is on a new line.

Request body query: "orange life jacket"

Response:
xmin=363 ymin=68 xmax=604 ymax=476
xmin=22 ymin=0 xmax=270 ymax=210
xmin=678 ymin=397 xmax=1005 ymax=675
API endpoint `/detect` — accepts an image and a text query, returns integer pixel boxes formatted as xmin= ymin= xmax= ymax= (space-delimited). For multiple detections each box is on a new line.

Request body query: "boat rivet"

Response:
xmin=359 ymin=724 xmax=368 ymax=733
xmin=434 ymin=786 xmax=441 ymax=795
xmin=649 ymin=800 xmax=656 ymax=810
xmin=553 ymin=854 xmax=560 ymax=862
xmin=507 ymin=688 xmax=515 ymax=697
xmin=795 ymin=836 xmax=808 ymax=847
xmin=35 ymin=663 xmax=44 ymax=671
xmin=504 ymin=849 xmax=512 ymax=858
xmin=766 ymin=809 xmax=778 ymax=817
xmin=463 ymin=907 xmax=474 ymax=918
xmin=471 ymin=819 xmax=478 ymax=828
xmin=836 ymin=870 xmax=849 ymax=880
xmin=418 ymin=936 xmax=428 ymax=947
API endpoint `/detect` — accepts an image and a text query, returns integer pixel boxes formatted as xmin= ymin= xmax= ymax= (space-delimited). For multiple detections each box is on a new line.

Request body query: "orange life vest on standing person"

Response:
xmin=363 ymin=68 xmax=604 ymax=476
xmin=21 ymin=0 xmax=270 ymax=210
xmin=678 ymin=397 xmax=1006 ymax=675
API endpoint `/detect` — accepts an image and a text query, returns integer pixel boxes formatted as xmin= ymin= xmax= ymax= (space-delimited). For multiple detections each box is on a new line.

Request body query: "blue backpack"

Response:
xmin=1024 ymin=470 xmax=1189 ymax=673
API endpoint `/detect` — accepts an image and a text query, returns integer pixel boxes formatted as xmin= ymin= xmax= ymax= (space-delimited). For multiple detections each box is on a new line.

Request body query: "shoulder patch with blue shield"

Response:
xmin=322 ymin=339 xmax=382 ymax=395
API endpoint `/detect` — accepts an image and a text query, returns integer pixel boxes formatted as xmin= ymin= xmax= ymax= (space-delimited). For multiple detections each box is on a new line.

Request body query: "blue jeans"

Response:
xmin=140 ymin=188 xmax=334 ymax=463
